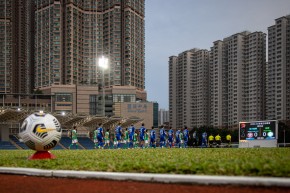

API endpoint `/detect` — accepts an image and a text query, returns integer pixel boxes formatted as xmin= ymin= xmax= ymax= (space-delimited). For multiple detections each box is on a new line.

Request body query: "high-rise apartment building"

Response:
xmin=267 ymin=15 xmax=290 ymax=121
xmin=0 ymin=1 xmax=34 ymax=94
xmin=169 ymin=50 xmax=191 ymax=129
xmin=169 ymin=31 xmax=266 ymax=129
xmin=209 ymin=40 xmax=228 ymax=127
xmin=210 ymin=31 xmax=266 ymax=128
xmin=0 ymin=0 xmax=146 ymax=117
xmin=97 ymin=0 xmax=145 ymax=89
xmin=169 ymin=49 xmax=210 ymax=129
xmin=192 ymin=49 xmax=210 ymax=127
xmin=0 ymin=0 xmax=12 ymax=94
xmin=158 ymin=108 xmax=169 ymax=126
xmin=32 ymin=0 xmax=146 ymax=116
xmin=35 ymin=0 xmax=96 ymax=87
xmin=169 ymin=56 xmax=177 ymax=128
xmin=34 ymin=0 xmax=145 ymax=90
xmin=243 ymin=32 xmax=266 ymax=122
xmin=12 ymin=1 xmax=34 ymax=94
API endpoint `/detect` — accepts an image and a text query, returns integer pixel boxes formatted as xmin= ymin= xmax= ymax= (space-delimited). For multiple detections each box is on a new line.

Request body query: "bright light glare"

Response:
xmin=98 ymin=56 xmax=108 ymax=69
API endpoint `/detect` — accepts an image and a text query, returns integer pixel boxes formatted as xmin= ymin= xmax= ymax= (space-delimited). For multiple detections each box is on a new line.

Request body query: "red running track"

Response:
xmin=0 ymin=174 xmax=289 ymax=193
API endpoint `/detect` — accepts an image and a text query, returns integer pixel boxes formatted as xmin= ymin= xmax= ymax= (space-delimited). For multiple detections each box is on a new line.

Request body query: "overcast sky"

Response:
xmin=144 ymin=0 xmax=290 ymax=109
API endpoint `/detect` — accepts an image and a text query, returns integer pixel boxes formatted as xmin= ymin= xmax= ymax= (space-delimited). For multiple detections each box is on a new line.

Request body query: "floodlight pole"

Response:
xmin=102 ymin=67 xmax=105 ymax=116
xmin=98 ymin=56 xmax=108 ymax=117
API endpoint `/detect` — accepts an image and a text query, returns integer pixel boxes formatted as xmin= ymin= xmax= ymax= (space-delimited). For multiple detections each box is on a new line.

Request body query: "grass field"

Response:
xmin=0 ymin=148 xmax=290 ymax=177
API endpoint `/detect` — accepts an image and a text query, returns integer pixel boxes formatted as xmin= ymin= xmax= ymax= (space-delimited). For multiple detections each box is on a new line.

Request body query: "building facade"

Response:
xmin=169 ymin=31 xmax=266 ymax=129
xmin=34 ymin=0 xmax=145 ymax=90
xmin=191 ymin=49 xmax=210 ymax=127
xmin=33 ymin=0 xmax=146 ymax=116
xmin=0 ymin=84 xmax=147 ymax=115
xmin=210 ymin=31 xmax=266 ymax=129
xmin=267 ymin=15 xmax=290 ymax=121
xmin=169 ymin=56 xmax=177 ymax=128
xmin=158 ymin=108 xmax=169 ymax=126
xmin=12 ymin=0 xmax=34 ymax=94
xmin=0 ymin=0 xmax=147 ymax=121
xmin=169 ymin=48 xmax=210 ymax=129
xmin=0 ymin=0 xmax=34 ymax=94
xmin=0 ymin=0 xmax=13 ymax=94
xmin=97 ymin=0 xmax=145 ymax=89
xmin=114 ymin=101 xmax=158 ymax=129
xmin=209 ymin=40 xmax=228 ymax=128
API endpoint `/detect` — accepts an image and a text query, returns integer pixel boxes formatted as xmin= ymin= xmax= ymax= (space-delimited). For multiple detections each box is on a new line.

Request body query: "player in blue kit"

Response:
xmin=159 ymin=125 xmax=166 ymax=148
xmin=128 ymin=124 xmax=135 ymax=149
xmin=139 ymin=123 xmax=146 ymax=148
xmin=168 ymin=127 xmax=174 ymax=148
xmin=175 ymin=129 xmax=181 ymax=148
xmin=201 ymin=131 xmax=208 ymax=148
xmin=183 ymin=126 xmax=190 ymax=148
xmin=115 ymin=122 xmax=123 ymax=148
xmin=97 ymin=123 xmax=104 ymax=148
xmin=150 ymin=126 xmax=156 ymax=148
xmin=192 ymin=130 xmax=198 ymax=147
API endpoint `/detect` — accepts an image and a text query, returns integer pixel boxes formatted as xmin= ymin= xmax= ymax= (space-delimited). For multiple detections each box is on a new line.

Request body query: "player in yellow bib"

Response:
xmin=215 ymin=134 xmax=222 ymax=148
xmin=208 ymin=134 xmax=214 ymax=148
xmin=226 ymin=134 xmax=231 ymax=147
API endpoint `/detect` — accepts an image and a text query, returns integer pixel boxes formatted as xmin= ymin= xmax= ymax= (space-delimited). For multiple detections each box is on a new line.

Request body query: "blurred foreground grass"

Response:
xmin=0 ymin=148 xmax=290 ymax=177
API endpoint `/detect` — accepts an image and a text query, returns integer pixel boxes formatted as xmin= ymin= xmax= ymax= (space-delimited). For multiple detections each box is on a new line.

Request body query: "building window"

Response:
xmin=113 ymin=94 xmax=135 ymax=103
xmin=55 ymin=93 xmax=72 ymax=102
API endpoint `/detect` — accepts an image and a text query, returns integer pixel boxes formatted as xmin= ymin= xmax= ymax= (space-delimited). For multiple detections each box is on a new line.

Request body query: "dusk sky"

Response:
xmin=145 ymin=0 xmax=290 ymax=109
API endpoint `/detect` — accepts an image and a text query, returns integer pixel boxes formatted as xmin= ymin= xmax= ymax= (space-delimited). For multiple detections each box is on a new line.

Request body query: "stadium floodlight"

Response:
xmin=98 ymin=55 xmax=109 ymax=116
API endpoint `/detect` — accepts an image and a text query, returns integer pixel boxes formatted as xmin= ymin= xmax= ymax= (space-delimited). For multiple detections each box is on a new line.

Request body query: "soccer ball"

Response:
xmin=19 ymin=112 xmax=62 ymax=151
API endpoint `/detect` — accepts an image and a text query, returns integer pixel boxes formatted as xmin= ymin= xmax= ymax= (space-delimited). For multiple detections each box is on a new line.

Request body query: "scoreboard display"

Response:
xmin=239 ymin=120 xmax=277 ymax=140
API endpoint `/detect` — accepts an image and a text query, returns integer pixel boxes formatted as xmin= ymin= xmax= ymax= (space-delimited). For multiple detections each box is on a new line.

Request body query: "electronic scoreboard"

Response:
xmin=239 ymin=120 xmax=277 ymax=140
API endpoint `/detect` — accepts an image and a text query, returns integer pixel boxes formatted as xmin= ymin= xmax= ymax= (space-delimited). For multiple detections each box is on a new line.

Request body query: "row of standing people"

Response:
xmin=92 ymin=124 xmax=194 ymax=149
xmin=191 ymin=131 xmax=232 ymax=148
xmin=69 ymin=124 xmax=232 ymax=149
xmin=93 ymin=122 xmax=150 ymax=149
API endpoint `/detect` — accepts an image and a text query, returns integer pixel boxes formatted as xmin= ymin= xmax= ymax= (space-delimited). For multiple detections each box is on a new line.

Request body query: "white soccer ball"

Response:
xmin=19 ymin=112 xmax=62 ymax=151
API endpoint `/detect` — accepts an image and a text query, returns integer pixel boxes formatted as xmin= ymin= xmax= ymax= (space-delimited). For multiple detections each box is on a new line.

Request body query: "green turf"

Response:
xmin=0 ymin=148 xmax=290 ymax=177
